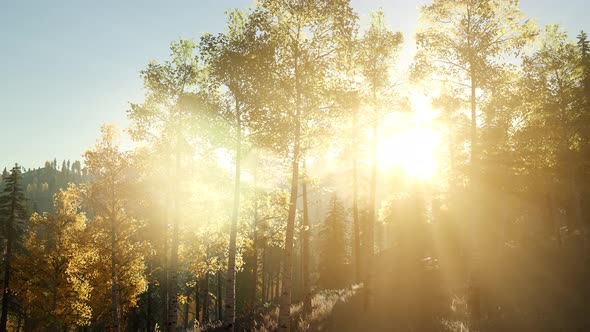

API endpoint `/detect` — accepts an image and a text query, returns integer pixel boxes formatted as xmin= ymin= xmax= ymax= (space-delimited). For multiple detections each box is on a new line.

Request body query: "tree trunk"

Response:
xmin=183 ymin=289 xmax=190 ymax=330
xmin=147 ymin=275 xmax=153 ymax=332
xmin=274 ymin=266 xmax=280 ymax=304
xmin=0 ymin=193 xmax=16 ymax=332
xmin=467 ymin=54 xmax=482 ymax=330
xmin=161 ymin=202 xmax=169 ymax=330
xmin=352 ymin=113 xmax=361 ymax=285
xmin=168 ymin=136 xmax=182 ymax=332
xmin=364 ymin=100 xmax=378 ymax=310
xmin=203 ymin=273 xmax=210 ymax=323
xmin=217 ymin=270 xmax=223 ymax=322
xmin=278 ymin=36 xmax=302 ymax=332
xmin=111 ymin=221 xmax=120 ymax=332
xmin=195 ymin=279 xmax=200 ymax=324
xmin=15 ymin=306 xmax=22 ymax=332
xmin=262 ymin=242 xmax=267 ymax=303
xmin=0 ymin=247 xmax=9 ymax=332
xmin=251 ymin=167 xmax=259 ymax=307
xmin=301 ymin=160 xmax=312 ymax=314
xmin=225 ymin=100 xmax=241 ymax=331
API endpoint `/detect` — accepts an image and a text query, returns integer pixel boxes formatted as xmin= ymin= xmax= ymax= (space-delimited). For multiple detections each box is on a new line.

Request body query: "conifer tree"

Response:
xmin=318 ymin=194 xmax=348 ymax=289
xmin=0 ymin=165 xmax=27 ymax=332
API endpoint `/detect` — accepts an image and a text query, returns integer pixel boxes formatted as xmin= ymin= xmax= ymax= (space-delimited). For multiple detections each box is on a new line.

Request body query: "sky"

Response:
xmin=0 ymin=0 xmax=588 ymax=171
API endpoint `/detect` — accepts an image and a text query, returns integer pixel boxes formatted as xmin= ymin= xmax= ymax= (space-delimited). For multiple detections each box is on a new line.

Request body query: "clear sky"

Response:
xmin=0 ymin=0 xmax=587 ymax=171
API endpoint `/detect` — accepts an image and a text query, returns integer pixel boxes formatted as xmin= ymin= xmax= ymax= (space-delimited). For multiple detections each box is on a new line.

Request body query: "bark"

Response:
xmin=364 ymin=95 xmax=377 ymax=310
xmin=16 ymin=308 xmax=22 ymax=332
xmin=0 ymin=185 xmax=16 ymax=332
xmin=274 ymin=266 xmax=280 ymax=303
xmin=110 ymin=221 xmax=120 ymax=332
xmin=467 ymin=33 xmax=482 ymax=328
xmin=261 ymin=242 xmax=267 ymax=303
xmin=251 ymin=229 xmax=259 ymax=305
xmin=217 ymin=271 xmax=223 ymax=322
xmin=183 ymin=290 xmax=190 ymax=330
xmin=301 ymin=160 xmax=312 ymax=314
xmin=203 ymin=273 xmax=210 ymax=323
xmin=352 ymin=112 xmax=362 ymax=284
xmin=251 ymin=167 xmax=259 ymax=307
xmin=0 ymin=237 xmax=11 ymax=332
xmin=278 ymin=29 xmax=302 ymax=332
xmin=147 ymin=276 xmax=153 ymax=332
xmin=195 ymin=279 xmax=200 ymax=324
xmin=161 ymin=202 xmax=169 ymax=329
xmin=278 ymin=137 xmax=299 ymax=331
xmin=224 ymin=100 xmax=241 ymax=331
xmin=167 ymin=135 xmax=182 ymax=332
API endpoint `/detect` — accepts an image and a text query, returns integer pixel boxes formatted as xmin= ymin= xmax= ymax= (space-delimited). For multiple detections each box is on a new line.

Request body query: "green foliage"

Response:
xmin=0 ymin=165 xmax=27 ymax=238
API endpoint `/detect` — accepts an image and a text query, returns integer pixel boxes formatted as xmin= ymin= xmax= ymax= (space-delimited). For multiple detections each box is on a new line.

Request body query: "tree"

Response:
xmin=128 ymin=39 xmax=203 ymax=332
xmin=199 ymin=9 xmax=275 ymax=330
xmin=85 ymin=125 xmax=148 ymax=332
xmin=0 ymin=165 xmax=27 ymax=332
xmin=253 ymin=1 xmax=356 ymax=329
xmin=518 ymin=25 xmax=586 ymax=231
xmin=15 ymin=184 xmax=93 ymax=330
xmin=415 ymin=0 xmax=535 ymax=172
xmin=356 ymin=9 xmax=403 ymax=308
xmin=318 ymin=194 xmax=348 ymax=289
xmin=414 ymin=1 xmax=535 ymax=326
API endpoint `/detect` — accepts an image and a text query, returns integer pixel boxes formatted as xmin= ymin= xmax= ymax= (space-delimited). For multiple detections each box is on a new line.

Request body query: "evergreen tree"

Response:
xmin=0 ymin=165 xmax=27 ymax=332
xmin=318 ymin=194 xmax=348 ymax=289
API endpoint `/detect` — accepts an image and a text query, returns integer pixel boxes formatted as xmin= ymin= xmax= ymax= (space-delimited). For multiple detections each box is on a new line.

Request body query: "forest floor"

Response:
xmin=326 ymin=241 xmax=590 ymax=332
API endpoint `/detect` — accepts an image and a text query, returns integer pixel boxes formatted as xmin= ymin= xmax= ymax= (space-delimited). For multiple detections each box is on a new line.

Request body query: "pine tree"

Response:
xmin=0 ymin=165 xmax=27 ymax=332
xmin=318 ymin=194 xmax=348 ymax=289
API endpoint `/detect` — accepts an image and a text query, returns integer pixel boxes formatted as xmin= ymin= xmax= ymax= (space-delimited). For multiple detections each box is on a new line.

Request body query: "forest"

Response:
xmin=1 ymin=0 xmax=590 ymax=331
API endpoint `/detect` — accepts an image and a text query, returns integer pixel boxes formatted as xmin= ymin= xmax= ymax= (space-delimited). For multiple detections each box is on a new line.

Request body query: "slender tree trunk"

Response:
xmin=0 ymin=197 xmax=15 ymax=332
xmin=195 ymin=279 xmax=200 ymax=324
xmin=217 ymin=270 xmax=223 ymax=322
xmin=167 ymin=224 xmax=179 ymax=329
xmin=251 ymin=188 xmax=259 ymax=307
xmin=225 ymin=100 xmax=241 ymax=331
xmin=203 ymin=273 xmax=210 ymax=323
xmin=147 ymin=275 xmax=153 ymax=332
xmin=274 ymin=267 xmax=280 ymax=304
xmin=352 ymin=112 xmax=361 ymax=284
xmin=301 ymin=160 xmax=312 ymax=314
xmin=111 ymin=220 xmax=120 ymax=332
xmin=278 ymin=131 xmax=300 ymax=330
xmin=183 ymin=289 xmax=190 ymax=330
xmin=0 ymin=241 xmax=11 ymax=332
xmin=269 ymin=274 xmax=274 ymax=301
xmin=168 ymin=136 xmax=182 ymax=332
xmin=278 ymin=34 xmax=302 ymax=332
xmin=15 ymin=306 xmax=22 ymax=332
xmin=467 ymin=56 xmax=482 ymax=329
xmin=262 ymin=242 xmax=267 ymax=303
xmin=161 ymin=201 xmax=169 ymax=330
xmin=364 ymin=95 xmax=378 ymax=310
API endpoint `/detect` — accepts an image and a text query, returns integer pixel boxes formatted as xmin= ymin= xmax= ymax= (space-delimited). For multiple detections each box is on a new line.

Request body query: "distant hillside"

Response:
xmin=2 ymin=159 xmax=89 ymax=214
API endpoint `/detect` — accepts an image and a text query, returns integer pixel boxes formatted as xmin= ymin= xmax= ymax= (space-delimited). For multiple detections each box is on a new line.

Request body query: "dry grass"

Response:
xmin=253 ymin=284 xmax=362 ymax=332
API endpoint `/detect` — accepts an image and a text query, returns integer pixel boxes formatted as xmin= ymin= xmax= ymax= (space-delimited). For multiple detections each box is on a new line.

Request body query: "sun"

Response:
xmin=375 ymin=94 xmax=441 ymax=180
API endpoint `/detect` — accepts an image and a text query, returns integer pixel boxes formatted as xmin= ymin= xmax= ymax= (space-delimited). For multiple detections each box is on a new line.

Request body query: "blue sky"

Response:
xmin=0 ymin=0 xmax=587 ymax=171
